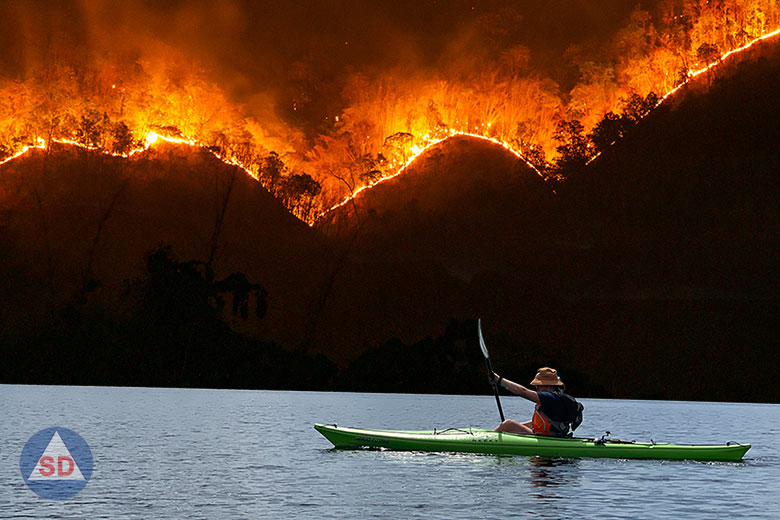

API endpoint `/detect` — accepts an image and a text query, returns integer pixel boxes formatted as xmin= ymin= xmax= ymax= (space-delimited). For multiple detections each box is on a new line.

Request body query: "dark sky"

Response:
xmin=1 ymin=0 xmax=660 ymax=120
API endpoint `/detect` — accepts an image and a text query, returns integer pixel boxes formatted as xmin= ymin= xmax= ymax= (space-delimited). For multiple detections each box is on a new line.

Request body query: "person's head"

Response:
xmin=531 ymin=367 xmax=565 ymax=392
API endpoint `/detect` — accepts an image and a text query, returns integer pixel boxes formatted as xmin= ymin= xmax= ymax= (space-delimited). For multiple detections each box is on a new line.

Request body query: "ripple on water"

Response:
xmin=1 ymin=387 xmax=778 ymax=520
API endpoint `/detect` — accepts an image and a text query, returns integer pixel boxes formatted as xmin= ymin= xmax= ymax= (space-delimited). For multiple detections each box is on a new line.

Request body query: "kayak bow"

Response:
xmin=314 ymin=424 xmax=750 ymax=462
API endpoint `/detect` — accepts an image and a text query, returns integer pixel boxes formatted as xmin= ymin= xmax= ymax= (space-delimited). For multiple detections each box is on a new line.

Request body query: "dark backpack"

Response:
xmin=571 ymin=401 xmax=584 ymax=432
xmin=559 ymin=393 xmax=584 ymax=432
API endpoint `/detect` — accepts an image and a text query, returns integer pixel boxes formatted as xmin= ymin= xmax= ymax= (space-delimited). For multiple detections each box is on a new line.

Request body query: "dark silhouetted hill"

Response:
xmin=313 ymin=48 xmax=780 ymax=401
xmin=3 ymin=39 xmax=780 ymax=402
xmin=0 ymin=143 xmax=327 ymax=348
xmin=547 ymin=39 xmax=780 ymax=401
xmin=564 ymin=43 xmax=780 ymax=298
xmin=308 ymin=136 xmax=569 ymax=360
xmin=321 ymin=135 xmax=559 ymax=280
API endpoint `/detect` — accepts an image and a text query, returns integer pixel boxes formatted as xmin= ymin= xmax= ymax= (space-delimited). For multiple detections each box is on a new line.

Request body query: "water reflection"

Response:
xmin=527 ymin=457 xmax=580 ymax=497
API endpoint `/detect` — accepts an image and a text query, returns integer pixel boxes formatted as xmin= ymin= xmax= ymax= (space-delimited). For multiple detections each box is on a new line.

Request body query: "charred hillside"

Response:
xmin=310 ymin=49 xmax=780 ymax=402
xmin=531 ymin=39 xmax=780 ymax=402
xmin=306 ymin=136 xmax=568 ymax=361
xmin=2 ymin=42 xmax=779 ymax=401
xmin=563 ymin=42 xmax=780 ymax=298
xmin=0 ymin=143 xmax=327 ymax=346
xmin=321 ymin=135 xmax=560 ymax=280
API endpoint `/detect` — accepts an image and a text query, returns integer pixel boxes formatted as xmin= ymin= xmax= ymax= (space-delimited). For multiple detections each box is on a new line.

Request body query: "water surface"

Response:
xmin=1 ymin=385 xmax=777 ymax=519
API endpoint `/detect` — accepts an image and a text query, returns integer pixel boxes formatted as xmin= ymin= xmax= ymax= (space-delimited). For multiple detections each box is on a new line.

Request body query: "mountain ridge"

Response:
xmin=2 ymin=40 xmax=779 ymax=401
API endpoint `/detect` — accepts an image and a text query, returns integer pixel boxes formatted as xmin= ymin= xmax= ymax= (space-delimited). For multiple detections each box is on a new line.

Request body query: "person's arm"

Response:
xmin=492 ymin=374 xmax=540 ymax=403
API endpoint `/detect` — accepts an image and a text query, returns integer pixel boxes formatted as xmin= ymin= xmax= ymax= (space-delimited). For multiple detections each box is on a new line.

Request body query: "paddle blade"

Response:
xmin=478 ymin=318 xmax=489 ymax=358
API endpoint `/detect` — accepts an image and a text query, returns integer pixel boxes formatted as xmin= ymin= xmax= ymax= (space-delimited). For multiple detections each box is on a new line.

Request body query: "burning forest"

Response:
xmin=2 ymin=0 xmax=780 ymax=226
xmin=2 ymin=0 xmax=780 ymax=401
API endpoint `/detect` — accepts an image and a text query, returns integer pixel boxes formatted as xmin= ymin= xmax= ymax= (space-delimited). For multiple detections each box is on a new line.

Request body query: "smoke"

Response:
xmin=1 ymin=0 xmax=657 ymax=130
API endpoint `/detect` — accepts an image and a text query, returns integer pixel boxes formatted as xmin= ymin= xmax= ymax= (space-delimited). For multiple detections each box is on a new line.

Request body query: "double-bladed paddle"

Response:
xmin=478 ymin=318 xmax=505 ymax=422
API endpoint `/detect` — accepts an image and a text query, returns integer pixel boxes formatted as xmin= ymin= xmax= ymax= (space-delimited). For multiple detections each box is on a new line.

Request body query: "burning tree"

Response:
xmin=3 ymin=0 xmax=780 ymax=224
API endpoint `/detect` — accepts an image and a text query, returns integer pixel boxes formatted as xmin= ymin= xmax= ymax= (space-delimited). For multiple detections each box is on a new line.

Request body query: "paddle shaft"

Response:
xmin=484 ymin=354 xmax=505 ymax=422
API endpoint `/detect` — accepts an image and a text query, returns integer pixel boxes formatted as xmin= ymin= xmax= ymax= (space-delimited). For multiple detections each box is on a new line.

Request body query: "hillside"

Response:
xmin=305 ymin=136 xmax=567 ymax=360
xmin=0 ymin=143 xmax=326 ymax=346
xmin=321 ymin=135 xmax=560 ymax=280
xmin=312 ymin=48 xmax=780 ymax=401
xmin=564 ymin=41 xmax=780 ymax=298
xmin=539 ymin=39 xmax=780 ymax=400
xmin=1 ymin=40 xmax=779 ymax=401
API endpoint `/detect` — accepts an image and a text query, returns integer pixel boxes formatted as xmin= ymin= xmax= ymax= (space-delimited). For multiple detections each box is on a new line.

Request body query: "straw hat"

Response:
xmin=530 ymin=367 xmax=564 ymax=386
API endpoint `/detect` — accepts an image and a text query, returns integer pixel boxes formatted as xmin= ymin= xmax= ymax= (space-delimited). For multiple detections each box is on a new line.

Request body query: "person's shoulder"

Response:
xmin=539 ymin=391 xmax=564 ymax=398
xmin=539 ymin=391 xmax=578 ymax=407
xmin=537 ymin=391 xmax=564 ymax=404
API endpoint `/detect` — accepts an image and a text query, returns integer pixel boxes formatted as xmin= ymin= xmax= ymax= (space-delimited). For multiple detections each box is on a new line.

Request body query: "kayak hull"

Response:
xmin=314 ymin=424 xmax=750 ymax=462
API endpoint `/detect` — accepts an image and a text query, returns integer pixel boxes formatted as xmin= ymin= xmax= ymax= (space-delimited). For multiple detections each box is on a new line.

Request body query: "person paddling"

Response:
xmin=489 ymin=367 xmax=583 ymax=437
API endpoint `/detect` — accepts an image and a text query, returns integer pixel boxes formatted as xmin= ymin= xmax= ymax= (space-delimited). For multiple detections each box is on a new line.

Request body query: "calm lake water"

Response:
xmin=1 ymin=385 xmax=778 ymax=519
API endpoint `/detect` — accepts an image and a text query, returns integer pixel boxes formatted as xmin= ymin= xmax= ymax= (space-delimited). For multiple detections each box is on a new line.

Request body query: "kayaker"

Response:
xmin=489 ymin=367 xmax=583 ymax=437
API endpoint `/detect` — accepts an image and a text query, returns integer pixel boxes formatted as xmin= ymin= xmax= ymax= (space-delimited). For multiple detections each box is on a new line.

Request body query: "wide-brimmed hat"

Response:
xmin=530 ymin=367 xmax=564 ymax=386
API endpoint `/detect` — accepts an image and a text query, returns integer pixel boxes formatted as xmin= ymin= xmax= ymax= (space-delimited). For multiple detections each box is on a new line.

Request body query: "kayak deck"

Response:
xmin=314 ymin=424 xmax=750 ymax=462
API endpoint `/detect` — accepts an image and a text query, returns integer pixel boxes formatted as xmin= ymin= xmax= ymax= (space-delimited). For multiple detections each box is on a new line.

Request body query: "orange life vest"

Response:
xmin=532 ymin=402 xmax=580 ymax=437
xmin=532 ymin=404 xmax=554 ymax=436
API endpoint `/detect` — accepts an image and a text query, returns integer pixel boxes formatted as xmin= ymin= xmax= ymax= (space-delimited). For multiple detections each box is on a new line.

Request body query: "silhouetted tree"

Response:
xmin=588 ymin=92 xmax=659 ymax=155
xmin=697 ymin=42 xmax=721 ymax=65
xmin=76 ymin=110 xmax=105 ymax=148
xmin=111 ymin=121 xmax=135 ymax=154
xmin=215 ymin=272 xmax=268 ymax=320
xmin=139 ymin=246 xmax=268 ymax=323
xmin=259 ymin=151 xmax=286 ymax=195
xmin=357 ymin=152 xmax=386 ymax=185
xmin=336 ymin=319 xmax=488 ymax=394
xmin=426 ymin=99 xmax=449 ymax=139
xmin=589 ymin=112 xmax=626 ymax=153
xmin=383 ymin=132 xmax=414 ymax=165
xmin=552 ymin=119 xmax=593 ymax=176
xmin=622 ymin=92 xmax=659 ymax=122
xmin=279 ymin=173 xmax=322 ymax=222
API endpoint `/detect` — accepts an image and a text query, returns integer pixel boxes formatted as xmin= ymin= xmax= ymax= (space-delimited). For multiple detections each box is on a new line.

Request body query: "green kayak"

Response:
xmin=314 ymin=424 xmax=750 ymax=462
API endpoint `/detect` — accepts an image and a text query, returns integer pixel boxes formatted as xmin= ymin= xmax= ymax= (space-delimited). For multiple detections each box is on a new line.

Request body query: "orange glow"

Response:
xmin=659 ymin=27 xmax=780 ymax=105
xmin=2 ymin=6 xmax=780 ymax=227
xmin=0 ymin=130 xmax=260 ymax=186
xmin=144 ymin=132 xmax=159 ymax=147
xmin=318 ymin=131 xmax=545 ymax=218
xmin=319 ymin=26 xmax=780 ymax=218
xmin=0 ymin=138 xmax=46 ymax=166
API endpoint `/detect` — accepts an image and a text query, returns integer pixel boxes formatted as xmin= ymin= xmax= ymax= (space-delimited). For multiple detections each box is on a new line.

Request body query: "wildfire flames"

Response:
xmin=2 ymin=1 xmax=780 ymax=225
xmin=319 ymin=130 xmax=547 ymax=218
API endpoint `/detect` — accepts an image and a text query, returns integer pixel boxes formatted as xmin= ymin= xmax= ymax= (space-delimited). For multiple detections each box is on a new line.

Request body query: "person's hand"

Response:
xmin=489 ymin=372 xmax=501 ymax=386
